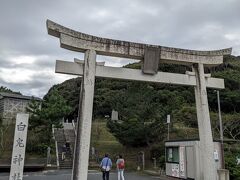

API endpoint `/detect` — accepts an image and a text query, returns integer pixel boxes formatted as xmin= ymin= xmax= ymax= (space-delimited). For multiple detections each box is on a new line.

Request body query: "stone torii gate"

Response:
xmin=46 ymin=19 xmax=232 ymax=180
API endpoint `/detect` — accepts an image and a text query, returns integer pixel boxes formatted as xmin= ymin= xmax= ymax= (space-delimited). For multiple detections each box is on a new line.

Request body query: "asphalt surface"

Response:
xmin=0 ymin=169 xmax=162 ymax=180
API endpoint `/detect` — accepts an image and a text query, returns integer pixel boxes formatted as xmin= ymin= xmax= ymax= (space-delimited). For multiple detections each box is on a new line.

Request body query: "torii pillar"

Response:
xmin=193 ymin=63 xmax=216 ymax=179
xmin=72 ymin=50 xmax=96 ymax=180
xmin=46 ymin=19 xmax=232 ymax=180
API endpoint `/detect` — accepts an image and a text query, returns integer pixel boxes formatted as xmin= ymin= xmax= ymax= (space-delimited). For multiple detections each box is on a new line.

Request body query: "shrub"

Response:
xmin=225 ymin=151 xmax=240 ymax=180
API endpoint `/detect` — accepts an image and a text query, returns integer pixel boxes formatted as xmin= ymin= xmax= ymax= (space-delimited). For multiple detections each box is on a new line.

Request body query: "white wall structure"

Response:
xmin=165 ymin=140 xmax=223 ymax=179
xmin=9 ymin=113 xmax=29 ymax=180
xmin=46 ymin=19 xmax=232 ymax=180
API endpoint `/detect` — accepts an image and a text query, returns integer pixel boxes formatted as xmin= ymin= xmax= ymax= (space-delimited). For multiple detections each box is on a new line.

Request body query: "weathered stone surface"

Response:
xmin=55 ymin=60 xmax=225 ymax=89
xmin=143 ymin=47 xmax=160 ymax=74
xmin=72 ymin=50 xmax=96 ymax=180
xmin=10 ymin=113 xmax=29 ymax=180
xmin=193 ymin=64 xmax=217 ymax=180
xmin=47 ymin=19 xmax=232 ymax=66
xmin=0 ymin=92 xmax=41 ymax=124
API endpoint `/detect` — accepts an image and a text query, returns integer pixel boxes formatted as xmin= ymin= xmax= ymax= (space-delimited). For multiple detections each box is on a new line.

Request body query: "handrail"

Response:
xmin=52 ymin=125 xmax=59 ymax=168
xmin=72 ymin=120 xmax=77 ymax=136
xmin=55 ymin=140 xmax=60 ymax=168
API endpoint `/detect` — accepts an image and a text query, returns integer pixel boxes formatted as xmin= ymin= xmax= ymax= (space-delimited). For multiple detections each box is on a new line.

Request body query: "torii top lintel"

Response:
xmin=47 ymin=19 xmax=232 ymax=66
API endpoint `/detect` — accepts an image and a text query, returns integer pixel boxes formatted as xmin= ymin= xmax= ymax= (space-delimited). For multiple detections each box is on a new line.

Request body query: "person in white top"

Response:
xmin=116 ymin=155 xmax=125 ymax=180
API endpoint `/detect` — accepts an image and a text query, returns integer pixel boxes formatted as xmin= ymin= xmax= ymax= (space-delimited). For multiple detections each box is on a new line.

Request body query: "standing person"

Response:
xmin=116 ymin=155 xmax=125 ymax=180
xmin=47 ymin=146 xmax=51 ymax=165
xmin=100 ymin=154 xmax=112 ymax=180
xmin=61 ymin=144 xmax=66 ymax=161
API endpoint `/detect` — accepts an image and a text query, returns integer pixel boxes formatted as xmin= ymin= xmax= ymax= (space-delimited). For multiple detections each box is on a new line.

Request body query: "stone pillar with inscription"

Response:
xmin=9 ymin=113 xmax=29 ymax=180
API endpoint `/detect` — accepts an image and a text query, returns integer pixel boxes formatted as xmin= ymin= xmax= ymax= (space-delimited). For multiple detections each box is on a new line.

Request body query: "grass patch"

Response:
xmin=90 ymin=119 xmax=152 ymax=170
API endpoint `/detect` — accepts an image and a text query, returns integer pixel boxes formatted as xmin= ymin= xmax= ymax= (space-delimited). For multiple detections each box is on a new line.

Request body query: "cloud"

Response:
xmin=0 ymin=0 xmax=240 ymax=97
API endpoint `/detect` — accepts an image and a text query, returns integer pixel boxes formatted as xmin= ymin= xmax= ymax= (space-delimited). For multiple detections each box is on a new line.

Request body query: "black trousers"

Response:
xmin=102 ymin=171 xmax=110 ymax=180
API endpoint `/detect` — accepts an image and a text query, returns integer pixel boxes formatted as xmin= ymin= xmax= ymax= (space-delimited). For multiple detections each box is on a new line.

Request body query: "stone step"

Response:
xmin=54 ymin=128 xmax=75 ymax=169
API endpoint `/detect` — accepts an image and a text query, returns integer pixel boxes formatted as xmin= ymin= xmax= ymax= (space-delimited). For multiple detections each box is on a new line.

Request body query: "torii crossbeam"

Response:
xmin=47 ymin=19 xmax=231 ymax=180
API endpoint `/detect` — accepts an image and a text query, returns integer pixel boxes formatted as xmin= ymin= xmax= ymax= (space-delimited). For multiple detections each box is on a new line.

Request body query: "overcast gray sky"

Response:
xmin=0 ymin=0 xmax=239 ymax=98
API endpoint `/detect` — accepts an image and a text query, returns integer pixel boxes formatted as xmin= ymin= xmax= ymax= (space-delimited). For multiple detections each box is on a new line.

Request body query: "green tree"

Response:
xmin=0 ymin=86 xmax=12 ymax=93
xmin=174 ymin=105 xmax=198 ymax=128
xmin=0 ymin=86 xmax=21 ymax=94
xmin=42 ymin=55 xmax=240 ymax=148
xmin=27 ymin=90 xmax=71 ymax=145
xmin=225 ymin=151 xmax=240 ymax=180
xmin=107 ymin=82 xmax=182 ymax=147
xmin=222 ymin=114 xmax=240 ymax=140
xmin=26 ymin=99 xmax=42 ymax=131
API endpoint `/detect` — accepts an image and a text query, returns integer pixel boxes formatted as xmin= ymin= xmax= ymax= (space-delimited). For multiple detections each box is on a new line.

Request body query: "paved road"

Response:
xmin=0 ymin=169 xmax=162 ymax=180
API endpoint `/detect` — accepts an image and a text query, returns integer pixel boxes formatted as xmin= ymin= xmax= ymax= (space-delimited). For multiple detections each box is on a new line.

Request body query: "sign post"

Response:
xmin=167 ymin=115 xmax=170 ymax=140
xmin=9 ymin=113 xmax=29 ymax=180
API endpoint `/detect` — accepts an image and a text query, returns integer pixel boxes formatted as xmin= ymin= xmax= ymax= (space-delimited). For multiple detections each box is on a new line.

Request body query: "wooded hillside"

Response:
xmin=45 ymin=55 xmax=240 ymax=146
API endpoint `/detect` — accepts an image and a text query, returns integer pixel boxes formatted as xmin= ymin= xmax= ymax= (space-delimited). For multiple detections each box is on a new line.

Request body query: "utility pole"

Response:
xmin=217 ymin=90 xmax=225 ymax=169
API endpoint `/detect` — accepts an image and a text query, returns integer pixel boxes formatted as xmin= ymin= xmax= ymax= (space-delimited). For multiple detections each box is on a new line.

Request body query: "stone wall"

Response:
xmin=0 ymin=98 xmax=30 ymax=124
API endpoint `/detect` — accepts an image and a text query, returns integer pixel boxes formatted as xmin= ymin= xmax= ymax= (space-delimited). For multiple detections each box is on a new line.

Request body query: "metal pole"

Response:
xmin=152 ymin=158 xmax=157 ymax=169
xmin=217 ymin=90 xmax=225 ymax=169
xmin=167 ymin=115 xmax=170 ymax=140
xmin=142 ymin=151 xmax=145 ymax=171
xmin=167 ymin=124 xmax=170 ymax=140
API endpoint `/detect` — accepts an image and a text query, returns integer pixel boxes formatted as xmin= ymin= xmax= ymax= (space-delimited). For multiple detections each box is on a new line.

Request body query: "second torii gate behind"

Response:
xmin=47 ymin=19 xmax=231 ymax=180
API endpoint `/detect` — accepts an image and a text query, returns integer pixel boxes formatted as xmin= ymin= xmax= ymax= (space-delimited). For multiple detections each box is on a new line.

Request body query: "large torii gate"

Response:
xmin=46 ymin=19 xmax=231 ymax=180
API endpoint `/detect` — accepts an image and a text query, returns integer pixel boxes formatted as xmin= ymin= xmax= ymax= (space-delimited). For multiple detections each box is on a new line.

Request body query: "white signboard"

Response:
xmin=214 ymin=150 xmax=219 ymax=161
xmin=237 ymin=158 xmax=240 ymax=165
xmin=179 ymin=146 xmax=185 ymax=177
xmin=111 ymin=110 xmax=118 ymax=121
xmin=9 ymin=113 xmax=29 ymax=180
xmin=167 ymin=114 xmax=170 ymax=124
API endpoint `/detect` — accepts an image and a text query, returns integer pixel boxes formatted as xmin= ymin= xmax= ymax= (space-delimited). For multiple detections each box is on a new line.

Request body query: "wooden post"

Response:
xmin=72 ymin=49 xmax=96 ymax=180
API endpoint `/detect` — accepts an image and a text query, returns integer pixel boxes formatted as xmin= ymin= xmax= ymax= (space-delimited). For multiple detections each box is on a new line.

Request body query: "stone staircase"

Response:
xmin=54 ymin=128 xmax=73 ymax=169
xmin=58 ymin=148 xmax=73 ymax=169
xmin=64 ymin=129 xmax=75 ymax=153
xmin=54 ymin=123 xmax=100 ymax=169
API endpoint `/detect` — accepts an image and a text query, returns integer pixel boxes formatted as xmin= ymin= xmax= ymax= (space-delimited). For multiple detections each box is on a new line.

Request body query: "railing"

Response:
xmin=55 ymin=140 xmax=60 ymax=168
xmin=52 ymin=125 xmax=59 ymax=168
xmin=72 ymin=120 xmax=77 ymax=136
xmin=52 ymin=124 xmax=55 ymax=140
